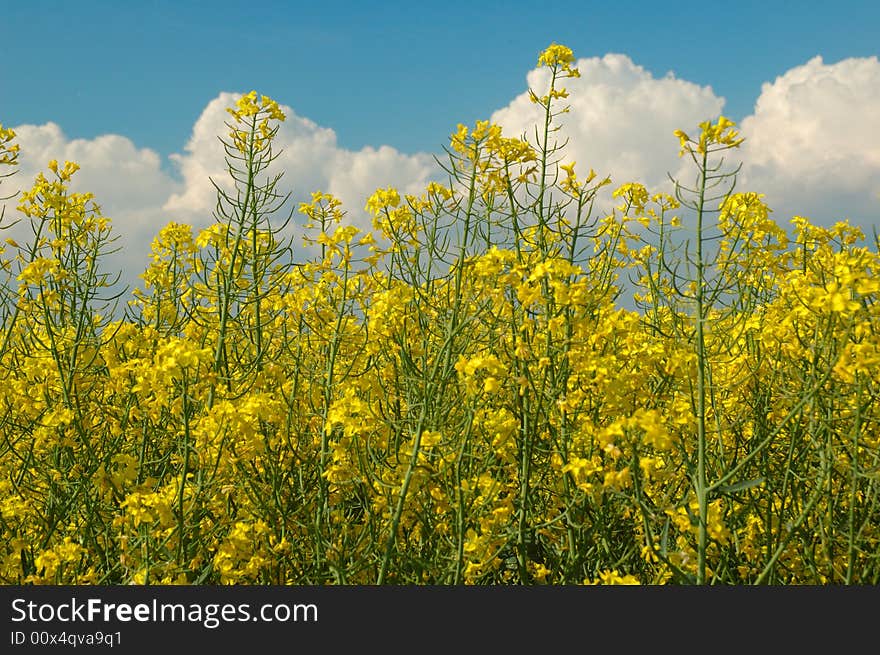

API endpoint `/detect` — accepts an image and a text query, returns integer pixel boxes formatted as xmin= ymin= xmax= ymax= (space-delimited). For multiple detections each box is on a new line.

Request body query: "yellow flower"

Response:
xmin=18 ymin=257 xmax=58 ymax=285
xmin=590 ymin=569 xmax=640 ymax=585
xmin=365 ymin=186 xmax=401 ymax=216
xmin=537 ymin=43 xmax=578 ymax=74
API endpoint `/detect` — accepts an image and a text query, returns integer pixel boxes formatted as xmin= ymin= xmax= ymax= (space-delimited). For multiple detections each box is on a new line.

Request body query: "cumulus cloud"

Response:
xmin=738 ymin=55 xmax=880 ymax=229
xmin=2 ymin=97 xmax=439 ymax=292
xmin=491 ymin=53 xmax=725 ymax=206
xmin=490 ymin=52 xmax=880 ymax=233
xmin=164 ymin=93 xmax=438 ymax=237
xmin=0 ymin=122 xmax=182 ymax=291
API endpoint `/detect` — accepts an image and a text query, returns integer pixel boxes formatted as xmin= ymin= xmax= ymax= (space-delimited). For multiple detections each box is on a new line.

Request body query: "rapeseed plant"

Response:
xmin=1 ymin=45 xmax=878 ymax=585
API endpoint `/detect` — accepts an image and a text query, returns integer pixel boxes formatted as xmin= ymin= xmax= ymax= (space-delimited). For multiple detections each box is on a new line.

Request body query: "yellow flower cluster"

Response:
xmin=225 ymin=90 xmax=287 ymax=155
xmin=537 ymin=43 xmax=580 ymax=78
xmin=0 ymin=124 xmax=20 ymax=166
xmin=674 ymin=115 xmax=744 ymax=156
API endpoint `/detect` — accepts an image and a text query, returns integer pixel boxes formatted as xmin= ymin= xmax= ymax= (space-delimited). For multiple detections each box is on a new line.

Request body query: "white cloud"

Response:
xmin=738 ymin=55 xmax=880 ymax=229
xmin=4 ymin=122 xmax=179 ymax=219
xmin=164 ymin=93 xmax=438 ymax=237
xmin=163 ymin=93 xmax=341 ymax=222
xmin=491 ymin=53 xmax=725 ymax=200
xmin=0 ymin=122 xmax=182 ymax=291
xmin=327 ymin=145 xmax=437 ymax=222
xmin=2 ymin=97 xmax=439 ymax=293
xmin=490 ymin=52 xmax=880 ymax=233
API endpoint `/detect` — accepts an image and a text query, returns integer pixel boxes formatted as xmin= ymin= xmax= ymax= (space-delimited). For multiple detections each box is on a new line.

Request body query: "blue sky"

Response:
xmin=5 ymin=0 xmax=878 ymax=161
xmin=2 ymin=1 xmax=879 ymax=285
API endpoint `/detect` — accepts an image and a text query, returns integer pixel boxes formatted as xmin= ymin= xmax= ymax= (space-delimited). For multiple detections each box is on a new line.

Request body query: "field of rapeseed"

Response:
xmin=1 ymin=44 xmax=878 ymax=585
